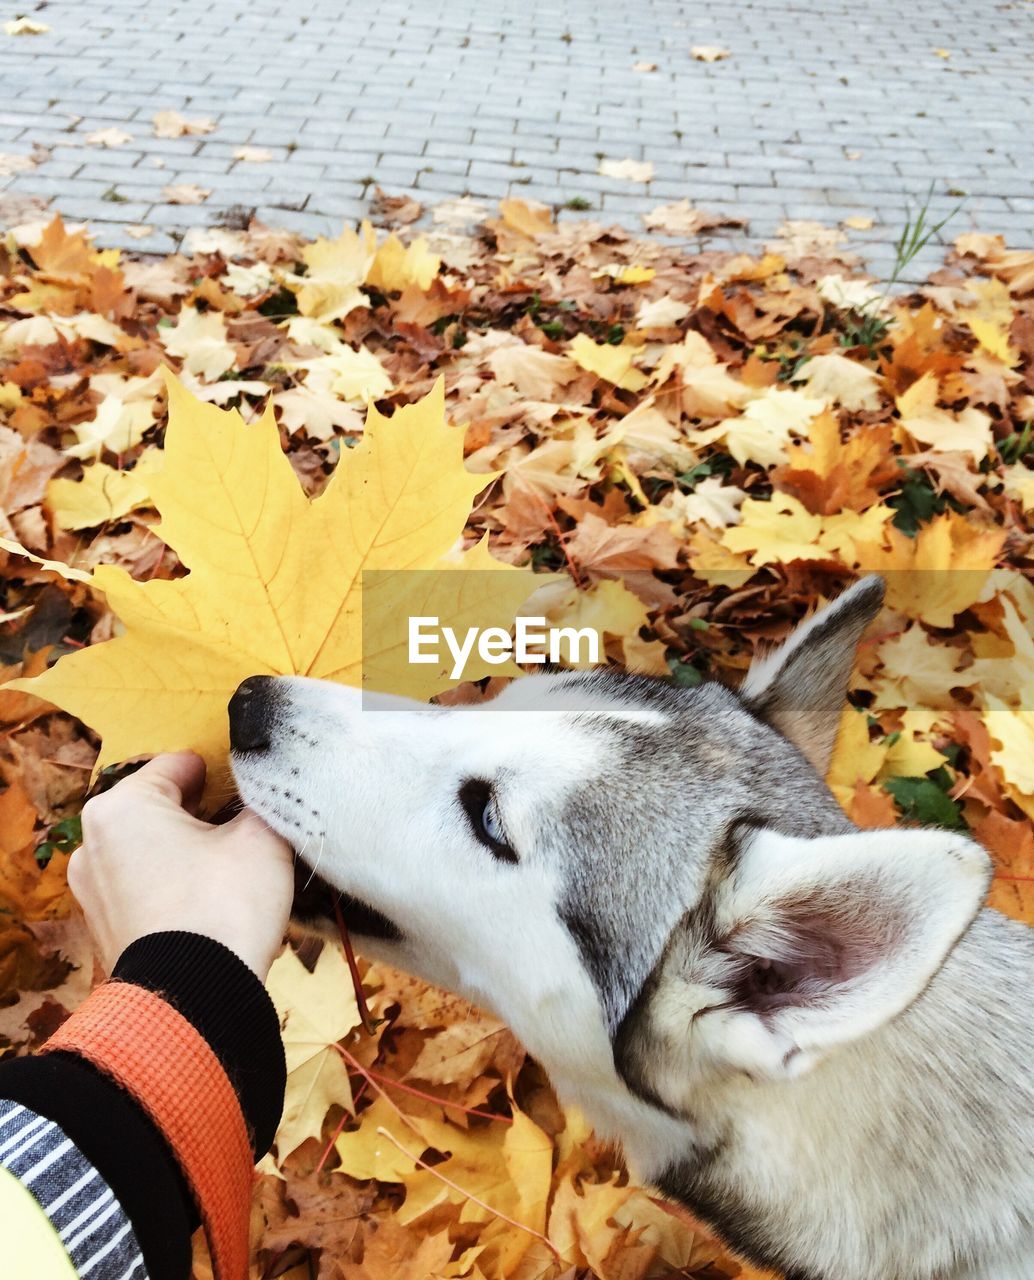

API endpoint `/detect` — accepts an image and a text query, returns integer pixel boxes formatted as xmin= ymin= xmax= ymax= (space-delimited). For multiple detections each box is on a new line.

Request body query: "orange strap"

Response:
xmin=43 ymin=981 xmax=252 ymax=1280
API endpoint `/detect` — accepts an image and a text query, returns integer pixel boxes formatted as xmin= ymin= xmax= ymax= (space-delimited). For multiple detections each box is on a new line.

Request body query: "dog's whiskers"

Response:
xmin=302 ymin=831 xmax=326 ymax=891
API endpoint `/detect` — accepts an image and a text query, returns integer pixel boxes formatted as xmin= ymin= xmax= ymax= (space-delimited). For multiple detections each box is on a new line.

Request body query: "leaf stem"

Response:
xmin=372 ymin=1125 xmax=564 ymax=1264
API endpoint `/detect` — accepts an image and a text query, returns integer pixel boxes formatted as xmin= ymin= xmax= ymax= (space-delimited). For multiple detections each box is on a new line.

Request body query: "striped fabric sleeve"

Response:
xmin=0 ymin=1098 xmax=148 ymax=1280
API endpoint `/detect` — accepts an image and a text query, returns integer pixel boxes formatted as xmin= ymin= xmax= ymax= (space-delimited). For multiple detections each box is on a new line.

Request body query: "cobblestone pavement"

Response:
xmin=0 ymin=0 xmax=1031 ymax=279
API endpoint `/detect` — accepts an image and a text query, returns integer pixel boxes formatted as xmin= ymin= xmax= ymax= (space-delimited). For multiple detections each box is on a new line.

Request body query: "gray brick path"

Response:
xmin=0 ymin=0 xmax=1031 ymax=279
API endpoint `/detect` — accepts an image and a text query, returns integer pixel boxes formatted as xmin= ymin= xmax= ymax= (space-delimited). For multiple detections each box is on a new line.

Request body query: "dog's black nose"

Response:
xmin=228 ymin=675 xmax=276 ymax=753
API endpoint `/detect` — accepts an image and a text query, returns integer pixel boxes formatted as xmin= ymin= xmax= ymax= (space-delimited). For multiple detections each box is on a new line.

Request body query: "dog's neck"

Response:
xmin=574 ymin=909 xmax=1034 ymax=1280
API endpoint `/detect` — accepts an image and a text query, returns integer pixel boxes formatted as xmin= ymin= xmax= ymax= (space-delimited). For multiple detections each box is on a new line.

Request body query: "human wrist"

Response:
xmin=111 ymin=930 xmax=286 ymax=1157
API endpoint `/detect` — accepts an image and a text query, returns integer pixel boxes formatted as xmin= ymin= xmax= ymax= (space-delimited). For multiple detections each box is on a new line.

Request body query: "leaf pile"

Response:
xmin=0 ymin=204 xmax=1033 ymax=1280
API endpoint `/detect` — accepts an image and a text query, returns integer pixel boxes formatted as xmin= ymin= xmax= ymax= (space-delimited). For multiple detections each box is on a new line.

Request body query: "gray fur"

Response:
xmin=230 ymin=576 xmax=1034 ymax=1280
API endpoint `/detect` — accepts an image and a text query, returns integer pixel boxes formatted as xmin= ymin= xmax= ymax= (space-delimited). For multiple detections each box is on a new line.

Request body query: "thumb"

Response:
xmin=123 ymin=751 xmax=207 ymax=810
xmin=220 ymin=806 xmax=294 ymax=856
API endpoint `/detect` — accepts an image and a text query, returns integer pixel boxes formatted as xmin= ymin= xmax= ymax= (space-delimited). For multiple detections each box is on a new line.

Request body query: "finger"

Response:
xmin=220 ymin=807 xmax=294 ymax=857
xmin=123 ymin=751 xmax=207 ymax=809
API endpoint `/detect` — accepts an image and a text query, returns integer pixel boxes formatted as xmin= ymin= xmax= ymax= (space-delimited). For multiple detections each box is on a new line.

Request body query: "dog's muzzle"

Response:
xmin=228 ymin=675 xmax=278 ymax=753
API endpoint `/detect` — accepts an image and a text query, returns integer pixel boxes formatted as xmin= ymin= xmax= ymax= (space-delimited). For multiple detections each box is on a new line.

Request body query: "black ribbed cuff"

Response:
xmin=0 ymin=1050 xmax=194 ymax=1280
xmin=112 ymin=930 xmax=286 ymax=1158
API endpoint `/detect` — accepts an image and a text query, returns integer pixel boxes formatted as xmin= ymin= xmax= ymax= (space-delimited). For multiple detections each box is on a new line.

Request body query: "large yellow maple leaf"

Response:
xmin=8 ymin=375 xmax=533 ymax=797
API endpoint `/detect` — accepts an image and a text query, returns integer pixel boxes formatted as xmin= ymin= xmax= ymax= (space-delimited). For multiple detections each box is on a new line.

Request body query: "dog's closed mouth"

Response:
xmin=291 ymin=860 xmax=402 ymax=942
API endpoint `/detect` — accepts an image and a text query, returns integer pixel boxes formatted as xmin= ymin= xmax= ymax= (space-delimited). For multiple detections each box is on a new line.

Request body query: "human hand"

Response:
xmin=69 ymin=752 xmax=294 ymax=979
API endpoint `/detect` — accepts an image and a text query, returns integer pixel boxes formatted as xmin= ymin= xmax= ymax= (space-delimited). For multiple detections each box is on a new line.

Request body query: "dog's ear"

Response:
xmin=617 ymin=826 xmax=989 ymax=1108
xmin=707 ymin=825 xmax=990 ymax=1076
xmin=739 ymin=575 xmax=884 ymax=773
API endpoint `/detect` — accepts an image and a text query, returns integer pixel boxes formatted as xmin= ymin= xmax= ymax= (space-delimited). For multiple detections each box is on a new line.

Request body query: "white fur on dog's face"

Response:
xmin=230 ymin=672 xmax=676 ymax=1102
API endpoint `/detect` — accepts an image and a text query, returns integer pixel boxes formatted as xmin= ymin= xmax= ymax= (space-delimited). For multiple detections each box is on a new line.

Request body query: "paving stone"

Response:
xmin=0 ymin=0 xmax=1024 ymax=278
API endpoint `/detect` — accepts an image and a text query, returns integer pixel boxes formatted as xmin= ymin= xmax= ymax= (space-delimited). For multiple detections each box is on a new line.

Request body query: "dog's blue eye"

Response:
xmin=482 ymin=801 xmax=504 ymax=844
xmin=458 ymin=778 xmax=518 ymax=864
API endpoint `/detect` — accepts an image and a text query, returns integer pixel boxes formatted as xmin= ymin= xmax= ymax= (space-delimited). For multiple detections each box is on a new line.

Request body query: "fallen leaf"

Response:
xmin=161 ymin=183 xmax=212 ymax=205
xmin=569 ymin=334 xmax=648 ymax=391
xmin=7 ymin=376 xmax=529 ymax=797
xmin=690 ymin=45 xmax=730 ymax=61
xmin=4 ymin=17 xmax=49 ymax=34
xmin=791 ymin=352 xmax=882 ymax=411
xmin=152 ymin=110 xmax=216 ymax=138
xmin=598 ymin=158 xmax=654 ymax=184
xmin=643 ymin=200 xmax=745 ymax=237
xmin=266 ymin=945 xmax=360 ymax=1157
xmin=47 ymin=453 xmax=161 ymax=531
xmin=86 ymin=128 xmax=133 ymax=148
xmin=234 ymin=146 xmax=274 ymax=162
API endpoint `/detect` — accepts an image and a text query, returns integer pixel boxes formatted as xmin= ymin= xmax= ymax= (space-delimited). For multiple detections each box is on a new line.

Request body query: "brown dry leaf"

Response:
xmin=152 ymin=110 xmax=216 ymax=138
xmin=567 ymin=512 xmax=681 ymax=580
xmin=773 ymin=415 xmax=897 ymax=515
xmin=1 ymin=192 xmax=1033 ymax=1280
xmin=161 ymin=183 xmax=212 ymax=205
xmin=643 ymin=200 xmax=745 ymax=237
xmin=370 ymin=186 xmax=423 ymax=226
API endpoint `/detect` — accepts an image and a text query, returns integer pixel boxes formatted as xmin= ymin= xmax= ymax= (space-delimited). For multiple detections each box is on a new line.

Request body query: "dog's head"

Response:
xmin=229 ymin=576 xmax=989 ymax=1115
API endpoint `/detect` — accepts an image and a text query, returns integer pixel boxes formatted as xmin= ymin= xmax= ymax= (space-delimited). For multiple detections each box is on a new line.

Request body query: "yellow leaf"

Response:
xmin=984 ymin=696 xmax=1034 ymax=821
xmin=569 ymin=333 xmax=648 ymax=391
xmin=612 ymin=1189 xmax=710 ymax=1271
xmin=538 ymin=579 xmax=651 ymax=670
xmin=366 ymin=233 xmax=440 ymax=292
xmin=855 ymin=511 xmax=1005 ymax=627
xmin=873 ymin=623 xmax=980 ymax=709
xmin=967 ymin=316 xmax=1018 ymax=366
xmin=827 ymin=706 xmax=888 ymax=813
xmin=548 ymin=1174 xmax=632 ymax=1273
xmin=486 ymin=342 xmax=578 ymax=400
xmin=291 ymin=222 xmax=377 ymax=321
xmin=159 ymin=307 xmax=237 ymax=381
xmin=722 ymin=493 xmax=825 ymax=565
xmin=47 ymin=451 xmax=162 ymax=531
xmin=707 ymin=387 xmax=824 ymax=466
xmin=1000 ymin=463 xmax=1034 ymax=512
xmin=497 ymin=199 xmax=554 ymax=239
xmin=0 ymin=383 xmax=22 ymax=410
xmin=4 ymin=17 xmax=49 ymax=34
xmin=817 ymin=504 xmax=894 ymax=566
xmin=686 ymin=526 xmax=754 ymax=587
xmin=791 ymin=352 xmax=882 ymax=411
xmin=65 ymin=395 xmax=155 ymax=460
xmin=614 ymin=264 xmax=655 ymax=285
xmin=290 ymin=346 xmax=392 ymax=403
xmin=152 ymin=110 xmax=215 ymax=138
xmin=0 ymin=537 xmax=92 ymax=583
xmin=667 ymin=477 xmax=746 ymax=530
xmin=878 ymin=710 xmax=947 ymax=780
xmin=266 ymin=945 xmax=359 ymax=1157
xmin=8 ymin=375 xmax=529 ymax=798
xmin=896 ymin=372 xmax=992 ymax=462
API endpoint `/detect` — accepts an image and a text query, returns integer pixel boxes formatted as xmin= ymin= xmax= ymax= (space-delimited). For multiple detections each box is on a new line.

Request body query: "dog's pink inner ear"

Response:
xmin=724 ymin=884 xmax=907 ymax=1011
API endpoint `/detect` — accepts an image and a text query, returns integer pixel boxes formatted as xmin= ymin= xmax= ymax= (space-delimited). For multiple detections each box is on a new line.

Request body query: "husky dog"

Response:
xmin=229 ymin=577 xmax=1034 ymax=1280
